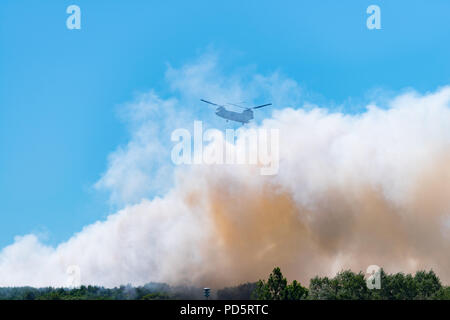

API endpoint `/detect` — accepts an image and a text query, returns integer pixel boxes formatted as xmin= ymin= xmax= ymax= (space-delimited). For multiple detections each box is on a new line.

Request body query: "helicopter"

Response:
xmin=200 ymin=99 xmax=272 ymax=124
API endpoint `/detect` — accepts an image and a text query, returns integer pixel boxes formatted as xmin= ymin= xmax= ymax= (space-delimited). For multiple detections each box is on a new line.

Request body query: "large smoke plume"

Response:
xmin=1 ymin=55 xmax=449 ymax=287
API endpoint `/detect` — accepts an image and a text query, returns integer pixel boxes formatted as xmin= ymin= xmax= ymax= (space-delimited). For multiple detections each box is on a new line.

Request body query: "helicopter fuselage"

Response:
xmin=215 ymin=106 xmax=253 ymax=124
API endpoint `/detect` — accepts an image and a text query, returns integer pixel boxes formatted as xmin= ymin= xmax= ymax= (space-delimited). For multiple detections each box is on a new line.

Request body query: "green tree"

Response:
xmin=334 ymin=270 xmax=369 ymax=300
xmin=286 ymin=280 xmax=308 ymax=300
xmin=308 ymin=276 xmax=337 ymax=300
xmin=254 ymin=267 xmax=307 ymax=300
xmin=433 ymin=286 xmax=450 ymax=300
xmin=414 ymin=270 xmax=441 ymax=299
xmin=254 ymin=267 xmax=287 ymax=300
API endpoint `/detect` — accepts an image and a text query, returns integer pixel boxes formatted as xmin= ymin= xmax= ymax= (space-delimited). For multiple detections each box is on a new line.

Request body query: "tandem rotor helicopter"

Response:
xmin=200 ymin=99 xmax=272 ymax=125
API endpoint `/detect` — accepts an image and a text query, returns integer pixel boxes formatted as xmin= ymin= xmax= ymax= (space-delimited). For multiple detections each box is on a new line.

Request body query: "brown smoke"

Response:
xmin=181 ymin=152 xmax=450 ymax=287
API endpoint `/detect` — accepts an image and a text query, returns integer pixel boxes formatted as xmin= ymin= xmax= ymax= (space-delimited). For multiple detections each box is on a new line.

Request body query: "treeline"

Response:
xmin=1 ymin=267 xmax=450 ymax=300
xmin=250 ymin=267 xmax=450 ymax=300
xmin=0 ymin=283 xmax=204 ymax=300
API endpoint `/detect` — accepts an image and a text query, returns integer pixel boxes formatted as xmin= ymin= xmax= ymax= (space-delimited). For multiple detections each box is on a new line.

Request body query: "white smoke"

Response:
xmin=1 ymin=55 xmax=450 ymax=287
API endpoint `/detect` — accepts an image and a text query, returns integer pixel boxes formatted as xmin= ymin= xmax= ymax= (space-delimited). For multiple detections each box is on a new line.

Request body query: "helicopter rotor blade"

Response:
xmin=200 ymin=99 xmax=224 ymax=107
xmin=252 ymin=103 xmax=272 ymax=109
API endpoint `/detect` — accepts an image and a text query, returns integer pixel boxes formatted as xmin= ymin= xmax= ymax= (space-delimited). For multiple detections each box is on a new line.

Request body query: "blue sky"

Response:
xmin=0 ymin=0 xmax=449 ymax=248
